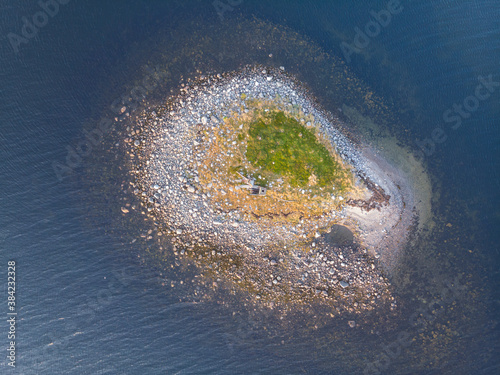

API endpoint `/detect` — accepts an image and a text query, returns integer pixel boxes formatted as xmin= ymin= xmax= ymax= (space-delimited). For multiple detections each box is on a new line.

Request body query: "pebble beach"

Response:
xmin=123 ymin=66 xmax=420 ymax=313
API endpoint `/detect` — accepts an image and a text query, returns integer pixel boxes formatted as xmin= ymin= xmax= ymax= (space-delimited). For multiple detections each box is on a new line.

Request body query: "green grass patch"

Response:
xmin=246 ymin=111 xmax=349 ymax=189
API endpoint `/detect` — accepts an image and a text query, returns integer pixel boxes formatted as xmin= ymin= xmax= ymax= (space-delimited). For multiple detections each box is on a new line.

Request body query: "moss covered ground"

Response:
xmin=245 ymin=110 xmax=349 ymax=191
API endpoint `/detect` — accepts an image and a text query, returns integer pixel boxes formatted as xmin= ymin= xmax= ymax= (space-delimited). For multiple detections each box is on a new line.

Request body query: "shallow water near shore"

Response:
xmin=1 ymin=1 xmax=498 ymax=374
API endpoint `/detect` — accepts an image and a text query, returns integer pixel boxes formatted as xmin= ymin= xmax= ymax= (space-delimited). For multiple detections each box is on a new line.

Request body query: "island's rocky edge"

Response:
xmin=124 ymin=66 xmax=422 ymax=313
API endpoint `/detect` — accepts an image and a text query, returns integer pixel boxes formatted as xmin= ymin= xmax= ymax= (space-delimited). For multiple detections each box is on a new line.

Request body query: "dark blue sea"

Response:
xmin=0 ymin=1 xmax=498 ymax=374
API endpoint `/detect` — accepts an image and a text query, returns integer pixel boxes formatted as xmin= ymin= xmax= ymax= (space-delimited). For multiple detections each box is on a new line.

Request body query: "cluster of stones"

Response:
xmin=125 ymin=67 xmax=395 ymax=312
xmin=192 ymin=96 xmax=357 ymax=225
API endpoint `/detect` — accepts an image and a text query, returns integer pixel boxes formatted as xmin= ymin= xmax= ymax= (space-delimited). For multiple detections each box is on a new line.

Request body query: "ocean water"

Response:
xmin=0 ymin=1 xmax=498 ymax=374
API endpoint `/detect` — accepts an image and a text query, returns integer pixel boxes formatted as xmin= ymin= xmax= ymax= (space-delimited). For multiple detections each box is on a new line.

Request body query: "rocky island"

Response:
xmin=126 ymin=66 xmax=420 ymax=313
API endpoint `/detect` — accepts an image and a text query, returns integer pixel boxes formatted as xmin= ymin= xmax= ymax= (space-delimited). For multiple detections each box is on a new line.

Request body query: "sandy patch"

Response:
xmin=342 ymin=105 xmax=433 ymax=271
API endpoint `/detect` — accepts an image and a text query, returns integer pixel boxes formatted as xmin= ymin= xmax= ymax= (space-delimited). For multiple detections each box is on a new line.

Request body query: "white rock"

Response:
xmin=340 ymin=281 xmax=349 ymax=288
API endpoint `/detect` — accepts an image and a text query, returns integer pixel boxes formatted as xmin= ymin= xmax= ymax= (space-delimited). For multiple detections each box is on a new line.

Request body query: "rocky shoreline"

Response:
xmin=122 ymin=66 xmax=420 ymax=313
